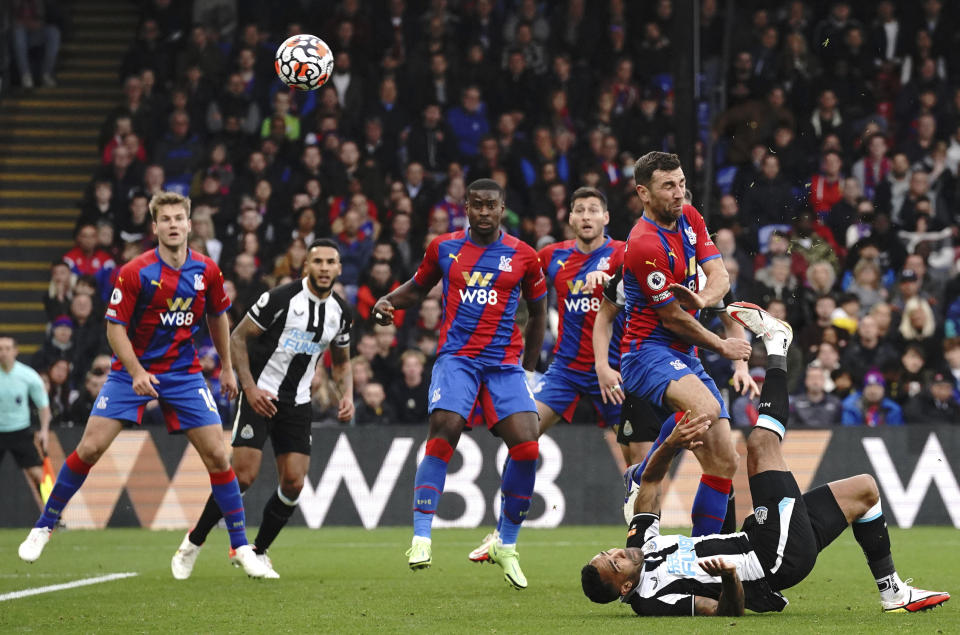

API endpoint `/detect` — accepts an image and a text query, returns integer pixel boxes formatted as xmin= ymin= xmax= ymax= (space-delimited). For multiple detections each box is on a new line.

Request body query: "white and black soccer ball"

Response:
xmin=274 ymin=34 xmax=334 ymax=91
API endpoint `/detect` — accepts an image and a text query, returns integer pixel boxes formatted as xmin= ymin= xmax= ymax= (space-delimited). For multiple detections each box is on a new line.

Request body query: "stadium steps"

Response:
xmin=0 ymin=0 xmax=136 ymax=355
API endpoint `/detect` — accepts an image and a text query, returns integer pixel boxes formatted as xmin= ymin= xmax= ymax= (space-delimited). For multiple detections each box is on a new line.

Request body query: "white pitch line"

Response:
xmin=0 ymin=572 xmax=138 ymax=602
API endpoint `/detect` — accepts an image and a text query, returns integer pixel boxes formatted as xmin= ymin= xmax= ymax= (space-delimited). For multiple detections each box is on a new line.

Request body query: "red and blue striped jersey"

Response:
xmin=413 ymin=230 xmax=547 ymax=365
xmin=622 ymin=205 xmax=721 ymax=355
xmin=105 ymin=248 xmax=231 ymax=374
xmin=539 ymin=238 xmax=625 ymax=371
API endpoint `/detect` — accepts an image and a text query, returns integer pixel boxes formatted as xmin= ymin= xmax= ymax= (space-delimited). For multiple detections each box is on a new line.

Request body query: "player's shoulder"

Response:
xmin=329 ymin=289 xmax=352 ymax=317
xmin=626 ymin=227 xmax=667 ymax=258
xmin=538 ymin=239 xmax=573 ymax=260
xmin=681 ymin=204 xmax=706 ymax=224
xmin=272 ymin=278 xmax=307 ymax=300
xmin=501 ymin=232 xmax=538 ymax=258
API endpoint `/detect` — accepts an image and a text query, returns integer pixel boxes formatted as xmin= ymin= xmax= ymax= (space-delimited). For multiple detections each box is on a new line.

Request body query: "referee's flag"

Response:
xmin=40 ymin=455 xmax=55 ymax=503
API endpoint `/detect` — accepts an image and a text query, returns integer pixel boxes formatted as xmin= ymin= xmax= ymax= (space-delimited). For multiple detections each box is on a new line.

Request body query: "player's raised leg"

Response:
xmin=19 ymin=415 xmax=123 ymax=562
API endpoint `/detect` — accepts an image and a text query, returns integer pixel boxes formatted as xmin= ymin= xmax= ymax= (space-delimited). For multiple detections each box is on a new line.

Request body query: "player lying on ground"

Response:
xmin=172 ymin=239 xmax=354 ymax=580
xmin=468 ymin=186 xmax=635 ymax=563
xmin=581 ymin=302 xmax=949 ymax=615
xmin=19 ymin=192 xmax=270 ymax=578
xmin=373 ymin=179 xmax=547 ymax=590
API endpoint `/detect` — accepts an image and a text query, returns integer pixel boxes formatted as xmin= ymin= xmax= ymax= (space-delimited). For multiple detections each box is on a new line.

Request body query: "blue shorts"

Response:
xmin=533 ymin=364 xmax=621 ymax=427
xmin=429 ymin=355 xmax=536 ymax=427
xmin=620 ymin=347 xmax=730 ymax=420
xmin=93 ymin=368 xmax=222 ymax=433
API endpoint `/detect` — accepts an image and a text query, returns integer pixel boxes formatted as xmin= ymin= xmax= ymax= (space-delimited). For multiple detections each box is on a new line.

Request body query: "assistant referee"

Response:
xmin=0 ymin=336 xmax=52 ymax=501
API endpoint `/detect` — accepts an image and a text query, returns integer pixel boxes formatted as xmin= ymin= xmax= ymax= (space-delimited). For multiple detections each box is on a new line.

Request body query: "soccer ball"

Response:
xmin=274 ymin=34 xmax=334 ymax=91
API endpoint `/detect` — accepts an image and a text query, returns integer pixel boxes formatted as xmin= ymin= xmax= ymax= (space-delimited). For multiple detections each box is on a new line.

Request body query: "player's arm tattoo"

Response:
xmin=106 ymin=320 xmax=148 ymax=377
xmin=692 ymin=596 xmax=720 ymax=616
xmin=715 ymin=570 xmax=746 ymax=616
xmin=522 ymin=296 xmax=547 ymax=373
xmin=655 ymin=301 xmax=726 ymax=353
xmin=230 ymin=315 xmax=266 ymax=391
xmin=329 ymin=344 xmax=352 ymax=401
xmin=698 ymin=257 xmax=731 ymax=308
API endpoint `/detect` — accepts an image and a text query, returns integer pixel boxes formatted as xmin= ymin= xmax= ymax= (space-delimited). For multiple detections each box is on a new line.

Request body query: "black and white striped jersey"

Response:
xmin=622 ymin=512 xmax=787 ymax=615
xmin=246 ymin=278 xmax=351 ymax=405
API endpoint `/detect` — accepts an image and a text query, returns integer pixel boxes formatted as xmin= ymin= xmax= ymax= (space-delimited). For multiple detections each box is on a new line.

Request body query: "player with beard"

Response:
xmin=19 ymin=192 xmax=270 ymax=578
xmin=172 ymin=239 xmax=354 ymax=579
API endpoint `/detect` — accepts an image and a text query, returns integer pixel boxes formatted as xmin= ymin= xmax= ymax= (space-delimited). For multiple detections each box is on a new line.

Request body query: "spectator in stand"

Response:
xmin=11 ymin=0 xmax=60 ymax=89
xmin=65 ymin=369 xmax=108 ymax=428
xmin=842 ymin=315 xmax=899 ymax=382
xmin=68 ymin=293 xmax=106 ymax=382
xmin=31 ymin=315 xmax=75 ymax=373
xmin=889 ymin=343 xmax=930 ymax=404
xmin=904 ymin=372 xmax=960 ymax=424
xmin=388 ymin=349 xmax=430 ymax=424
xmin=898 ymin=296 xmax=941 ymax=363
xmin=354 ymin=382 xmax=395 ymax=425
xmin=44 ymin=357 xmax=72 ymax=427
xmin=190 ymin=206 xmax=222 ymax=264
xmin=230 ymin=252 xmax=267 ymax=316
xmin=153 ymin=110 xmax=203 ymax=192
xmin=43 ymin=260 xmax=74 ymax=322
xmin=842 ymin=369 xmax=904 ymax=426
xmin=809 ymin=150 xmax=844 ymax=220
xmin=851 ymin=133 xmax=890 ymax=201
xmin=447 ymin=85 xmax=491 ymax=161
xmin=790 ymin=365 xmax=842 ymax=427
xmin=943 ymin=338 xmax=960 ymax=397
xmin=404 ymin=102 xmax=459 ymax=180
xmin=62 ymin=223 xmax=115 ymax=278
xmin=119 ymin=190 xmax=153 ymax=244
xmin=754 ymin=254 xmax=803 ymax=326
xmin=846 ymin=259 xmax=887 ymax=314
xmin=356 ymin=260 xmax=405 ymax=327
xmin=335 ymin=207 xmax=375 ymax=298
xmin=874 ymin=152 xmax=911 ymax=221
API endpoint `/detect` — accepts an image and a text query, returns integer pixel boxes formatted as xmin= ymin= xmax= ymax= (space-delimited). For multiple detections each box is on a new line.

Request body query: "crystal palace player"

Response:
xmin=581 ymin=303 xmax=950 ymax=616
xmin=373 ymin=179 xmax=547 ymax=590
xmin=171 ymin=239 xmax=354 ymax=580
xmin=18 ymin=192 xmax=269 ymax=578
xmin=619 ymin=152 xmax=751 ymax=537
xmin=467 ymin=186 xmax=634 ymax=563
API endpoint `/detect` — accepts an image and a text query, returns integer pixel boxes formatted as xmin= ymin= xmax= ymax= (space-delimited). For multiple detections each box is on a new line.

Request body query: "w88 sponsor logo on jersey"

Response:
xmin=459 ymin=271 xmax=499 ymax=304
xmin=564 ymin=296 xmax=601 ymax=313
xmin=159 ymin=297 xmax=196 ymax=326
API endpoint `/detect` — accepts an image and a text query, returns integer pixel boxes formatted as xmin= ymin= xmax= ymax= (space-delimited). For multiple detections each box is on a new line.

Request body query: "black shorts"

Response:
xmin=0 ymin=427 xmax=42 ymax=469
xmin=616 ymin=395 xmax=667 ymax=445
xmin=742 ymin=471 xmax=848 ymax=592
xmin=231 ymin=394 xmax=312 ymax=456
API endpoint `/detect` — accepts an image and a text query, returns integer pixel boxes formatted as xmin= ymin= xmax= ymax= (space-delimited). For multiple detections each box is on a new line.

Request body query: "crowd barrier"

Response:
xmin=2 ymin=424 xmax=958 ymax=529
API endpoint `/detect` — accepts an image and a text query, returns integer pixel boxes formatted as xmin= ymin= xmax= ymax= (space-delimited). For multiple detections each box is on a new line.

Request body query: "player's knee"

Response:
xmin=858 ymin=474 xmax=880 ymax=507
xmin=280 ymin=478 xmax=303 ymax=500
xmin=204 ymin=448 xmax=231 ymax=473
xmin=75 ymin=438 xmax=106 ymax=465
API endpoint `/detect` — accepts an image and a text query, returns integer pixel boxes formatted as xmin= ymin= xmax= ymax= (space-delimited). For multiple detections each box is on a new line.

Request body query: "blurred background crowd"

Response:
xmin=8 ymin=0 xmax=960 ymax=429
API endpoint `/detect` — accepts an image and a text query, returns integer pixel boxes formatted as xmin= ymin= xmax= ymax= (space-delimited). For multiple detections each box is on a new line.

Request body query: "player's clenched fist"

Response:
xmin=372 ymin=297 xmax=395 ymax=325
xmin=719 ymin=337 xmax=751 ymax=361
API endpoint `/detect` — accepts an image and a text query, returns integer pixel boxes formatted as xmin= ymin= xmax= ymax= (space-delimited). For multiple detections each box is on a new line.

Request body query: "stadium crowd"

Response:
xmin=21 ymin=0 xmax=960 ymax=429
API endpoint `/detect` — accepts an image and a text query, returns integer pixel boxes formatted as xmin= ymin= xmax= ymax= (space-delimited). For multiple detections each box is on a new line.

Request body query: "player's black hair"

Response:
xmin=570 ymin=186 xmax=607 ymax=210
xmin=581 ymin=564 xmax=619 ymax=604
xmin=633 ymin=151 xmax=682 ymax=188
xmin=466 ymin=178 xmax=504 ymax=201
xmin=308 ymin=238 xmax=341 ymax=258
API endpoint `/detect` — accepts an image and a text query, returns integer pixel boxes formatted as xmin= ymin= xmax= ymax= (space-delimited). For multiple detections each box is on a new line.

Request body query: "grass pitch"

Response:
xmin=1 ymin=526 xmax=956 ymax=633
